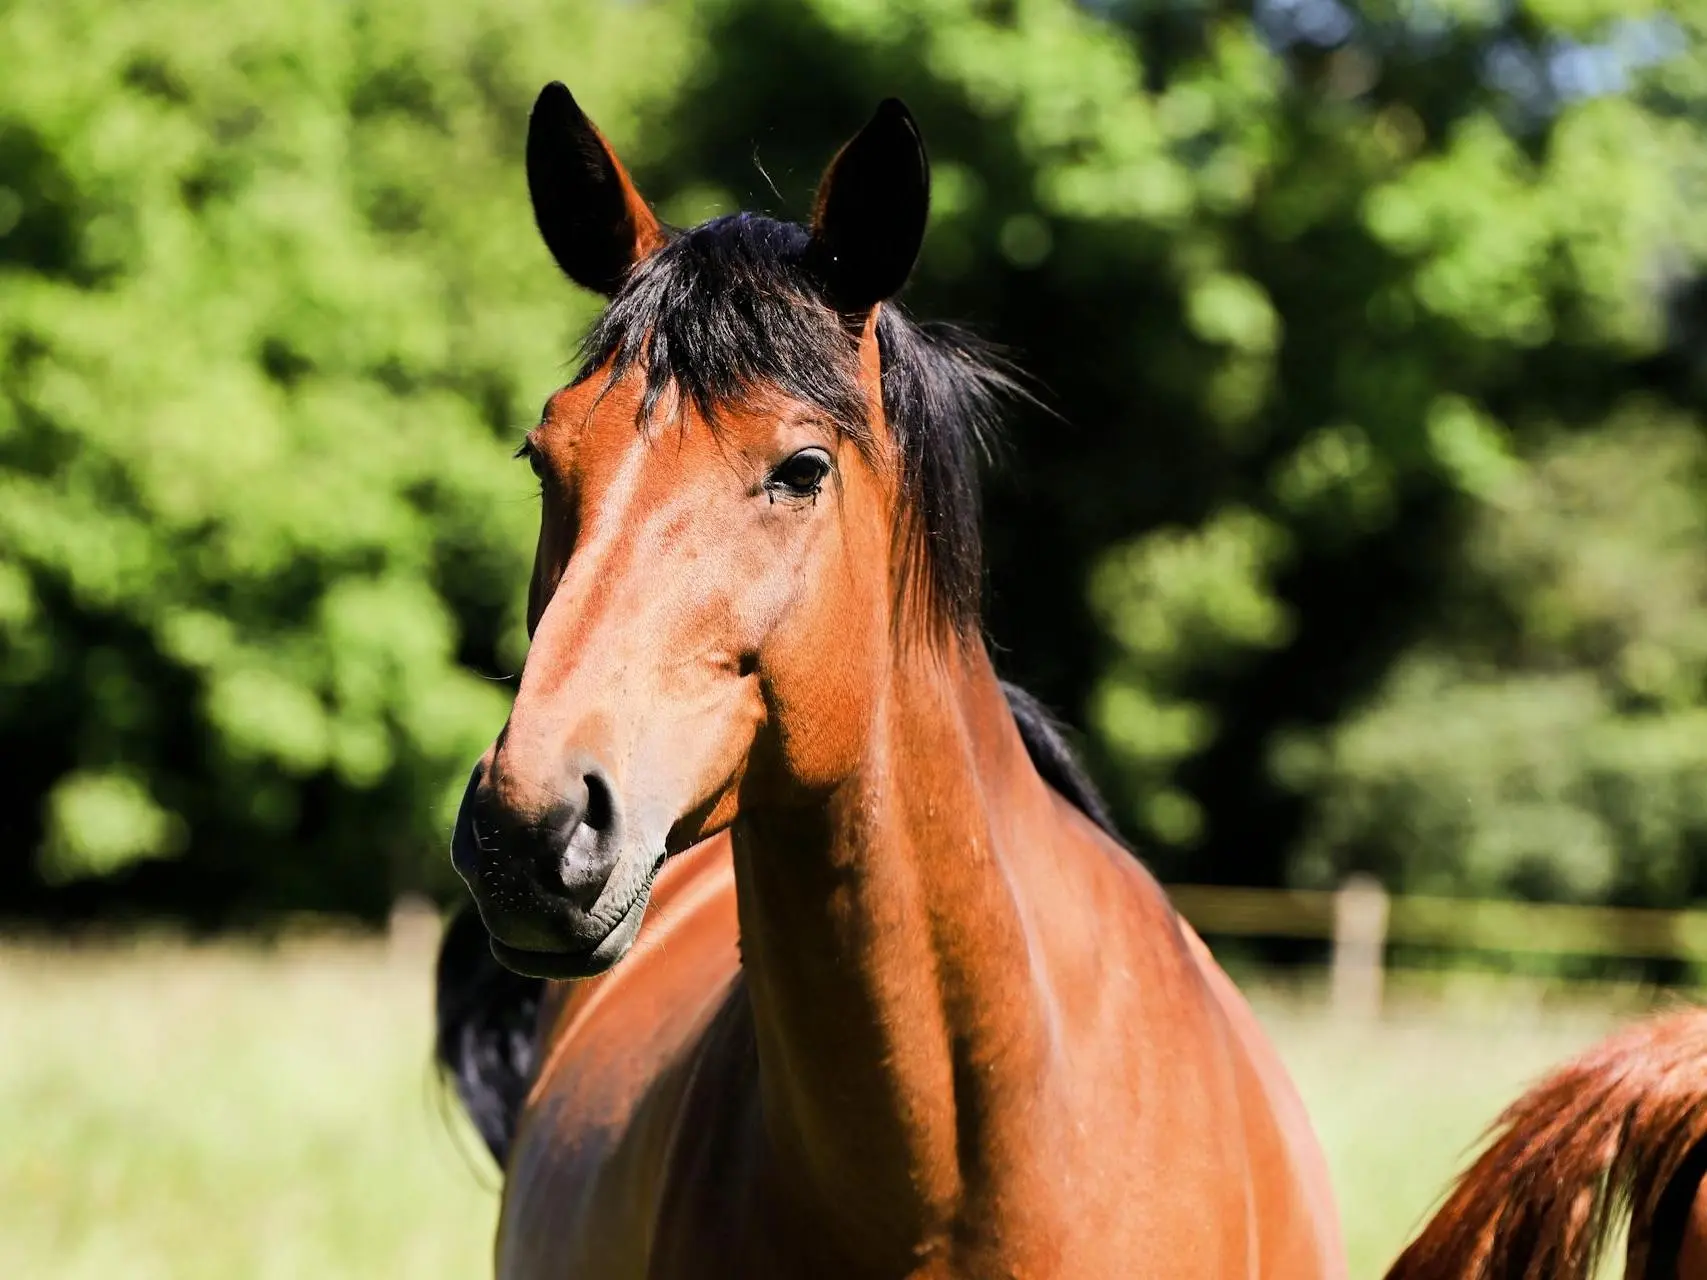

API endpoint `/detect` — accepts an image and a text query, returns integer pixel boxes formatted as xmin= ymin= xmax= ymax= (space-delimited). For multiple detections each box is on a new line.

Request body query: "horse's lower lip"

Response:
xmin=484 ymin=871 xmax=659 ymax=980
xmin=488 ymin=936 xmax=617 ymax=980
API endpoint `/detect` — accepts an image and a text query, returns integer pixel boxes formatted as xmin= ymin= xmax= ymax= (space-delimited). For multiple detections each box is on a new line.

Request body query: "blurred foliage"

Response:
xmin=2 ymin=0 xmax=1705 ymax=919
xmin=0 ymin=0 xmax=689 ymax=916
xmin=1282 ymin=408 xmax=1707 ymax=902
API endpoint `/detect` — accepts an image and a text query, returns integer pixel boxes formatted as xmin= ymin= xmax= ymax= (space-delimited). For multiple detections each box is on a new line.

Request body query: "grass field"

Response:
xmin=0 ymin=928 xmax=1680 ymax=1278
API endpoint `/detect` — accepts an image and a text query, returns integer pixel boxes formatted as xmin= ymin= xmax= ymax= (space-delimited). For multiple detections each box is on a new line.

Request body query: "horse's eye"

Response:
xmin=766 ymin=449 xmax=832 ymax=500
xmin=514 ymin=438 xmax=545 ymax=478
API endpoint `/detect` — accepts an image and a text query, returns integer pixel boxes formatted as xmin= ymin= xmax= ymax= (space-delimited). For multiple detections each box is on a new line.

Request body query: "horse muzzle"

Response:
xmin=450 ymin=759 xmax=660 ymax=979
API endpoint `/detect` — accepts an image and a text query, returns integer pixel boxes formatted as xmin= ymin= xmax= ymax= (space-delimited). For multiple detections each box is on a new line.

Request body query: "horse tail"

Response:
xmin=1385 ymin=1006 xmax=1707 ymax=1280
xmin=433 ymin=901 xmax=545 ymax=1167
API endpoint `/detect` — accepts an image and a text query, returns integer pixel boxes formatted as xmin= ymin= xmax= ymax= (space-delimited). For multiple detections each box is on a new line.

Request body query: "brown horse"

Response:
xmin=436 ymin=83 xmax=1707 ymax=1278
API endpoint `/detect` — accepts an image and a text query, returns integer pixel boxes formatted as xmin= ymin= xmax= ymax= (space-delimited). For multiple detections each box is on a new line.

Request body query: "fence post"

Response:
xmin=1331 ymin=874 xmax=1389 ymax=1020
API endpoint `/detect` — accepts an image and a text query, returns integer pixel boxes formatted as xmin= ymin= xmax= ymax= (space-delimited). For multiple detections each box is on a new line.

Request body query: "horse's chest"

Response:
xmin=496 ymin=1088 xmax=663 ymax=1279
xmin=496 ymin=985 xmax=764 ymax=1279
xmin=496 ymin=1074 xmax=783 ymax=1279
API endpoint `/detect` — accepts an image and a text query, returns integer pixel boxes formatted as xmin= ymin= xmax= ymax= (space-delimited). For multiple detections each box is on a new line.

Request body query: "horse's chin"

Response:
xmin=485 ymin=881 xmax=656 ymax=980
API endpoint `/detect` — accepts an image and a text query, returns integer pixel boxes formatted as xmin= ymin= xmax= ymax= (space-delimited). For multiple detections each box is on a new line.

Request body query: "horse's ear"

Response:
xmin=526 ymin=82 xmax=663 ymax=296
xmin=807 ymin=99 xmax=929 ymax=316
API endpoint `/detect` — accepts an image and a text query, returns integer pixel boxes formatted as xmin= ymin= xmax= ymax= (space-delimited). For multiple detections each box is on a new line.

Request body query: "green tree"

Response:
xmin=0 ymin=0 xmax=693 ymax=916
xmin=4 ymin=0 xmax=1705 ymax=919
xmin=634 ymin=0 xmax=1707 ymax=897
xmin=1282 ymin=404 xmax=1707 ymax=904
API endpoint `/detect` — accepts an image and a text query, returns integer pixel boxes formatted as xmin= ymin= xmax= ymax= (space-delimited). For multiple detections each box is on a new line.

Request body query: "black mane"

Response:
xmin=576 ymin=212 xmax=1015 ymax=637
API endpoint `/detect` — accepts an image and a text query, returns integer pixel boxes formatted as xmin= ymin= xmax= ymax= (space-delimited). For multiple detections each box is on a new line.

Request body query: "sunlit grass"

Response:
xmin=0 ymin=932 xmax=1680 ymax=1277
xmin=0 ymin=928 xmax=498 ymax=1280
xmin=1255 ymin=970 xmax=1655 ymax=1277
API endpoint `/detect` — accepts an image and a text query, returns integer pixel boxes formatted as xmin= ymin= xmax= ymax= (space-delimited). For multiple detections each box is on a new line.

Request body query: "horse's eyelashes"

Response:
xmin=514 ymin=438 xmax=546 ymax=479
xmin=765 ymin=449 xmax=831 ymax=501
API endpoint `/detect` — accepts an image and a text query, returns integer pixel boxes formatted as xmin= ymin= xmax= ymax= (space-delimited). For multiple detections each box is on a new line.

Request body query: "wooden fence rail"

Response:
xmin=393 ymin=884 xmax=1707 ymax=1020
xmin=1164 ymin=880 xmax=1707 ymax=1018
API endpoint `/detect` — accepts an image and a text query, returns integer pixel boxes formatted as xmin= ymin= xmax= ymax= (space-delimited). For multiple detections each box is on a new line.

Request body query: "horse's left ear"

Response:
xmin=527 ymin=81 xmax=664 ymax=296
xmin=807 ymin=99 xmax=930 ymax=316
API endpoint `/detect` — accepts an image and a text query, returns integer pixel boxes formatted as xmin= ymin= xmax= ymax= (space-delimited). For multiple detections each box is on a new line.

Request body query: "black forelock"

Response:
xmin=573 ymin=211 xmax=1018 ymax=637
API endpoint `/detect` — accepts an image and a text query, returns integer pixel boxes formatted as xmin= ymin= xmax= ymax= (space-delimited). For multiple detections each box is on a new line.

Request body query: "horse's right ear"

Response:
xmin=526 ymin=82 xmax=663 ymax=296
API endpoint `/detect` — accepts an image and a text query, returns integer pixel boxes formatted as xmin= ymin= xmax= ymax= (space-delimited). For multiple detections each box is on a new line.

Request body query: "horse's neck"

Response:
xmin=730 ymin=642 xmax=1062 ymax=1267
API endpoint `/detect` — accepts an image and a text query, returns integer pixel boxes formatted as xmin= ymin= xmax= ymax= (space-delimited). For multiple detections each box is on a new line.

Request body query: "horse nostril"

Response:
xmin=581 ymin=770 xmax=614 ymax=835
